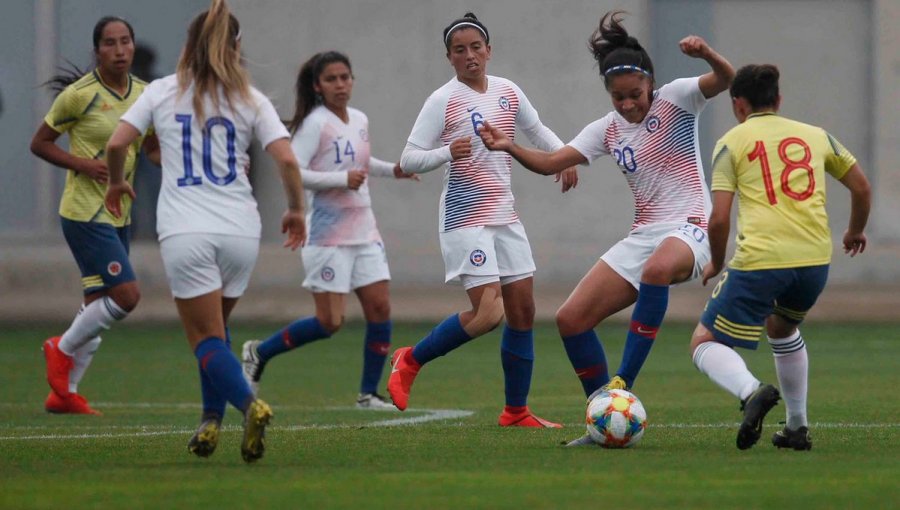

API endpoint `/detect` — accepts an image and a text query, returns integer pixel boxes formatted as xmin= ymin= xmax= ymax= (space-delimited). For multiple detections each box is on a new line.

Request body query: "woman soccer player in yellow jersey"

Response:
xmin=30 ymin=16 xmax=159 ymax=415
xmin=690 ymin=64 xmax=871 ymax=450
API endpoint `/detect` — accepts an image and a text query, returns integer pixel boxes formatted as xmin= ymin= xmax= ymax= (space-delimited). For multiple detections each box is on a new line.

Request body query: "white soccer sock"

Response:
xmin=59 ymin=297 xmax=127 ymax=356
xmin=69 ymin=336 xmax=102 ymax=393
xmin=769 ymin=330 xmax=808 ymax=429
xmin=692 ymin=341 xmax=760 ymax=401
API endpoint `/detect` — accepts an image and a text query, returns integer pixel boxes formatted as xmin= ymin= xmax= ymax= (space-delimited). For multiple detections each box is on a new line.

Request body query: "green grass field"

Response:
xmin=1 ymin=321 xmax=897 ymax=509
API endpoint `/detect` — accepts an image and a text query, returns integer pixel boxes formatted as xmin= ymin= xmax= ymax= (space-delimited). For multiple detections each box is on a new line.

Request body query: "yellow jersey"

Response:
xmin=711 ymin=113 xmax=856 ymax=270
xmin=44 ymin=70 xmax=148 ymax=226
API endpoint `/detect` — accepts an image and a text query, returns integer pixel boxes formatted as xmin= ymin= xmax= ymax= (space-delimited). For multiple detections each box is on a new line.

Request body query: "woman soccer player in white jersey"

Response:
xmin=387 ymin=12 xmax=572 ymax=428
xmin=480 ymin=11 xmax=734 ymax=442
xmin=240 ymin=51 xmax=416 ymax=409
xmin=104 ymin=0 xmax=305 ymax=463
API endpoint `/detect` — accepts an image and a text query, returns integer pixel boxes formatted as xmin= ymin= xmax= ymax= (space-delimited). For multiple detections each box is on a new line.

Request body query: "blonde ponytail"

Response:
xmin=176 ymin=0 xmax=251 ymax=126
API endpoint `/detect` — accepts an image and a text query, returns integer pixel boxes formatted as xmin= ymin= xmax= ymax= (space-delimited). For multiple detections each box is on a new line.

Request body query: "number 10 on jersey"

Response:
xmin=175 ymin=114 xmax=238 ymax=187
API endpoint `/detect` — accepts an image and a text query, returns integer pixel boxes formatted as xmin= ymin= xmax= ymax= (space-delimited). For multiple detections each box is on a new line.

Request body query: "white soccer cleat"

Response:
xmin=241 ymin=340 xmax=265 ymax=397
xmin=356 ymin=392 xmax=396 ymax=410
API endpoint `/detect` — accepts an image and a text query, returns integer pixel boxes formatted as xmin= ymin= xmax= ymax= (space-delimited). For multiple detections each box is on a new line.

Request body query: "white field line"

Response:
xmin=0 ymin=407 xmax=474 ymax=441
xmin=0 ymin=401 xmax=896 ymax=441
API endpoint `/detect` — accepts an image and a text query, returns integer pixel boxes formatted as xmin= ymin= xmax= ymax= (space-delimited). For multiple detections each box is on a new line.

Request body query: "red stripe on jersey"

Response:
xmin=441 ymin=81 xmax=521 ymax=231
xmin=604 ymin=98 xmax=709 ymax=230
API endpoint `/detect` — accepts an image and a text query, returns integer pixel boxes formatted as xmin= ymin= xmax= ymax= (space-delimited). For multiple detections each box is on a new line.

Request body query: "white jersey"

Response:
xmin=406 ymin=75 xmax=564 ymax=232
xmin=292 ymin=106 xmax=383 ymax=246
xmin=121 ymin=74 xmax=289 ymax=240
xmin=568 ymin=76 xmax=711 ymax=230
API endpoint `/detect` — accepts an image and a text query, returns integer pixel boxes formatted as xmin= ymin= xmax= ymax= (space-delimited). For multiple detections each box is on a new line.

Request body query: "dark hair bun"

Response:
xmin=756 ymin=65 xmax=779 ymax=85
xmin=463 ymin=12 xmax=478 ymax=20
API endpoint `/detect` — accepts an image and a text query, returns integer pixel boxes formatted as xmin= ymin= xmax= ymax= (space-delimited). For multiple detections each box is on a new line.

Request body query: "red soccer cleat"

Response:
xmin=42 ymin=336 xmax=73 ymax=397
xmin=387 ymin=347 xmax=421 ymax=411
xmin=498 ymin=407 xmax=563 ymax=428
xmin=45 ymin=391 xmax=102 ymax=415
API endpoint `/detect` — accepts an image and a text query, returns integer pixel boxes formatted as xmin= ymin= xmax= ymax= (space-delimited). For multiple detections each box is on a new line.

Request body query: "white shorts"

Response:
xmin=440 ymin=222 xmax=536 ymax=288
xmin=301 ymin=241 xmax=391 ymax=293
xmin=160 ymin=233 xmax=259 ymax=299
xmin=601 ymin=222 xmax=711 ymax=290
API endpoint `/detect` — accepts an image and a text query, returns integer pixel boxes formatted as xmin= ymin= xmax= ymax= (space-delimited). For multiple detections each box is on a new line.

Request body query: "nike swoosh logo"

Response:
xmin=637 ymin=327 xmax=656 ymax=334
xmin=467 ymin=106 xmax=477 ymax=112
xmin=391 ymin=358 xmax=401 ymax=373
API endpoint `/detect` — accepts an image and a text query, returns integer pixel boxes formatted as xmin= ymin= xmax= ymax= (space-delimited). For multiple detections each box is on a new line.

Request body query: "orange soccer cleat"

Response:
xmin=42 ymin=336 xmax=73 ymax=397
xmin=498 ymin=407 xmax=563 ymax=428
xmin=45 ymin=391 xmax=102 ymax=415
xmin=387 ymin=347 xmax=421 ymax=411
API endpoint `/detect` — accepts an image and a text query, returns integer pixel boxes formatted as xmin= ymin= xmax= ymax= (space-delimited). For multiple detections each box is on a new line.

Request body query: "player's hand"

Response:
xmin=679 ymin=35 xmax=710 ymax=59
xmin=104 ymin=182 xmax=136 ymax=219
xmin=281 ymin=209 xmax=306 ymax=250
xmin=347 ymin=170 xmax=367 ymax=190
xmin=842 ymin=230 xmax=867 ymax=257
xmin=478 ymin=121 xmax=512 ymax=152
xmin=393 ymin=162 xmax=420 ymax=181
xmin=449 ymin=137 xmax=472 ymax=160
xmin=701 ymin=262 xmax=722 ymax=286
xmin=79 ymin=158 xmax=110 ymax=184
xmin=556 ymin=167 xmax=579 ymax=193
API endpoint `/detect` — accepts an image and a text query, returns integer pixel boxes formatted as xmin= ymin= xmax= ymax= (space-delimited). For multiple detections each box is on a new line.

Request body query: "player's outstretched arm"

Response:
xmin=680 ymin=35 xmax=735 ymax=99
xmin=479 ymin=121 xmax=585 ymax=175
xmin=104 ymin=121 xmax=141 ymax=218
xmin=839 ymin=164 xmax=871 ymax=256
xmin=702 ymin=190 xmax=735 ymax=285
xmin=266 ymin=138 xmax=306 ymax=250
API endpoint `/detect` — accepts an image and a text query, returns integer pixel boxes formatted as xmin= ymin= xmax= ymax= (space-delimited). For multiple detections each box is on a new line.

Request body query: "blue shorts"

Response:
xmin=61 ymin=217 xmax=136 ymax=295
xmin=700 ymin=265 xmax=829 ymax=350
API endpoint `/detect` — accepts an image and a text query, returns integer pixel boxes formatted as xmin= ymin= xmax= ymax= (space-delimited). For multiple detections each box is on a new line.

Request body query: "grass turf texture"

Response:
xmin=1 ymin=321 xmax=897 ymax=509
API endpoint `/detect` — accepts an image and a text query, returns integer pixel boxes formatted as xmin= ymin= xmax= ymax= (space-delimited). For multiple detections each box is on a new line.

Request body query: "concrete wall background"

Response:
xmin=2 ymin=0 xmax=898 ymax=321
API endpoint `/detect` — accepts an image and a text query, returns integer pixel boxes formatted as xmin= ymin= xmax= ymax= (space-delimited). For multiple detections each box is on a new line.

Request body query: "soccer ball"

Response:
xmin=586 ymin=388 xmax=647 ymax=448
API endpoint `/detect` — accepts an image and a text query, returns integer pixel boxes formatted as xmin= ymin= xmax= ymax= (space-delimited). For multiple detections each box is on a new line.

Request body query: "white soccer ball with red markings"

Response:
xmin=586 ymin=389 xmax=647 ymax=448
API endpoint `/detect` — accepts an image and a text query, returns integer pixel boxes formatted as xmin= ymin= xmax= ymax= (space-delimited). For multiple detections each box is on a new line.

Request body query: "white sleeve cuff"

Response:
xmin=301 ymin=169 xmax=348 ymax=190
xmin=400 ymin=142 xmax=452 ymax=174
xmin=368 ymin=157 xmax=396 ymax=178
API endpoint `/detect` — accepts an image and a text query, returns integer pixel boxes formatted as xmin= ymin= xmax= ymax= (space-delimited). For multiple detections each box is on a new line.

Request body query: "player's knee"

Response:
xmin=110 ymin=283 xmax=140 ymax=312
xmin=465 ymin=295 xmax=505 ymax=337
xmin=556 ymin=306 xmax=588 ymax=338
xmin=689 ymin=323 xmax=716 ymax=354
xmin=506 ymin=300 xmax=535 ymax=329
xmin=316 ymin=314 xmax=344 ymax=334
xmin=640 ymin=260 xmax=674 ymax=285
xmin=366 ymin=299 xmax=391 ymax=323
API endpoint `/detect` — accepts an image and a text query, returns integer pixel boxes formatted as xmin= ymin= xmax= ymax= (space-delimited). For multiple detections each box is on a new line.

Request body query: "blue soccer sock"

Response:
xmin=618 ymin=282 xmax=669 ymax=387
xmin=360 ymin=320 xmax=392 ymax=394
xmin=195 ymin=336 xmax=253 ymax=414
xmin=501 ymin=325 xmax=534 ymax=407
xmin=411 ymin=314 xmax=474 ymax=365
xmin=198 ymin=329 xmax=229 ymax=422
xmin=256 ymin=316 xmax=331 ymax=362
xmin=562 ymin=329 xmax=609 ymax=397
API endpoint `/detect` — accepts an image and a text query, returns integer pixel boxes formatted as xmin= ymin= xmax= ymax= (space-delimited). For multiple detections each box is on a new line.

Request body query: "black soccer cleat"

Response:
xmin=772 ymin=425 xmax=812 ymax=451
xmin=736 ymin=383 xmax=780 ymax=450
xmin=188 ymin=419 xmax=221 ymax=458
